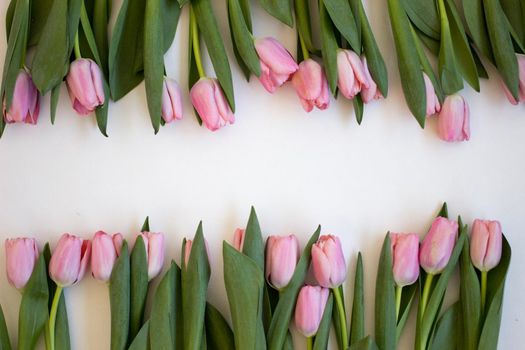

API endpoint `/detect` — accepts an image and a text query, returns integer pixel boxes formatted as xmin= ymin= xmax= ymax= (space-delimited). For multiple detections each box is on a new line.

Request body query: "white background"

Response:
xmin=0 ymin=1 xmax=524 ymax=349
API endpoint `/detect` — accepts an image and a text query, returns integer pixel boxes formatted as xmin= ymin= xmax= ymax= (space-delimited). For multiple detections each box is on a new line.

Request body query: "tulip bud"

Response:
xmin=91 ymin=231 xmax=123 ymax=282
xmin=311 ymin=235 xmax=347 ymax=288
xmin=423 ymin=73 xmax=441 ymax=116
xmin=419 ymin=217 xmax=458 ymax=274
xmin=336 ymin=50 xmax=368 ymax=100
xmin=502 ymin=54 xmax=525 ymax=105
xmin=190 ymin=77 xmax=234 ymax=131
xmin=437 ymin=94 xmax=470 ymax=142
xmin=232 ymin=228 xmax=245 ymax=252
xmin=265 ymin=234 xmax=300 ymax=290
xmin=254 ymin=37 xmax=298 ymax=93
xmin=66 ymin=58 xmax=105 ymax=115
xmin=294 ymin=285 xmax=329 ymax=337
xmin=161 ymin=77 xmax=183 ymax=123
xmin=3 ymin=70 xmax=40 ymax=124
xmin=138 ymin=232 xmax=165 ymax=281
xmin=5 ymin=238 xmax=39 ymax=289
xmin=49 ymin=233 xmax=91 ymax=287
xmin=291 ymin=59 xmax=330 ymax=112
xmin=390 ymin=233 xmax=419 ymax=287
xmin=361 ymin=57 xmax=382 ymax=103
xmin=470 ymin=219 xmax=502 ymax=272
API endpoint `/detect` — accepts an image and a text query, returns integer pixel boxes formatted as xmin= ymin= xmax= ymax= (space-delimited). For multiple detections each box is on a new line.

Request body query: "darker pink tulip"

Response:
xmin=232 ymin=228 xmax=245 ymax=252
xmin=502 ymin=54 xmax=525 ymax=105
xmin=66 ymin=58 xmax=105 ymax=115
xmin=423 ymin=73 xmax=440 ymax=116
xmin=438 ymin=94 xmax=470 ymax=142
xmin=161 ymin=77 xmax=183 ymax=123
xmin=265 ymin=234 xmax=300 ymax=290
xmin=294 ymin=285 xmax=329 ymax=337
xmin=49 ymin=233 xmax=91 ymax=287
xmin=291 ymin=59 xmax=330 ymax=112
xmin=360 ymin=57 xmax=382 ymax=103
xmin=254 ymin=37 xmax=298 ymax=93
xmin=470 ymin=219 xmax=502 ymax=272
xmin=91 ymin=231 xmax=123 ymax=282
xmin=138 ymin=232 xmax=165 ymax=281
xmin=419 ymin=217 xmax=458 ymax=274
xmin=190 ymin=77 xmax=234 ymax=131
xmin=5 ymin=238 xmax=39 ymax=289
xmin=336 ymin=50 xmax=368 ymax=100
xmin=311 ymin=235 xmax=347 ymax=288
xmin=3 ymin=70 xmax=40 ymax=124
xmin=390 ymin=233 xmax=419 ymax=287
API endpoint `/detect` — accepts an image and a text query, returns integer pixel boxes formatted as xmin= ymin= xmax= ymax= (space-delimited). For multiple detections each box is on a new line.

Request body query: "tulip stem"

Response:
xmin=332 ymin=287 xmax=348 ymax=349
xmin=48 ymin=286 xmax=63 ymax=350
xmin=298 ymin=31 xmax=310 ymax=60
xmin=190 ymin=6 xmax=205 ymax=78
xmin=306 ymin=336 xmax=313 ymax=350
xmin=395 ymin=285 xmax=403 ymax=321
xmin=481 ymin=271 xmax=487 ymax=313
xmin=74 ymin=32 xmax=81 ymax=59
xmin=419 ymin=274 xmax=434 ymax=320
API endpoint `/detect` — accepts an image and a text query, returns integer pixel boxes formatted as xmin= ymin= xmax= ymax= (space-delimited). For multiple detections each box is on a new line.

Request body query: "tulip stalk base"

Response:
xmin=48 ymin=286 xmax=63 ymax=350
xmin=419 ymin=274 xmax=434 ymax=320
xmin=298 ymin=32 xmax=310 ymax=60
xmin=74 ymin=33 xmax=81 ymax=60
xmin=395 ymin=286 xmax=402 ymax=321
xmin=190 ymin=7 xmax=205 ymax=78
xmin=481 ymin=271 xmax=487 ymax=313
xmin=332 ymin=287 xmax=348 ymax=349
xmin=306 ymin=336 xmax=313 ymax=350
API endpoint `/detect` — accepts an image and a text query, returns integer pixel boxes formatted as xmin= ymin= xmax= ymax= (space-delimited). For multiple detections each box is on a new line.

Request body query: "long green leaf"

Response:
xmin=258 ymin=0 xmax=293 ymax=26
xmin=205 ymin=303 xmax=235 ymax=350
xmin=228 ymin=0 xmax=260 ymax=77
xmin=429 ymin=302 xmax=460 ymax=349
xmin=110 ymin=241 xmax=130 ymax=350
xmin=128 ymin=321 xmax=149 ymax=350
xmin=323 ymin=0 xmax=360 ymax=52
xmin=350 ymin=253 xmax=364 ymax=345
xmin=348 ymin=336 xmax=379 ymax=350
xmin=319 ymin=1 xmax=338 ymax=94
xmin=501 ymin=0 xmax=525 ymax=48
xmin=243 ymin=207 xmax=265 ymax=269
xmin=294 ymin=0 xmax=314 ymax=52
xmin=0 ymin=304 xmax=12 ymax=350
xmin=375 ymin=234 xmax=396 ymax=350
xmin=313 ymin=294 xmax=334 ymax=350
xmin=462 ymin=0 xmax=494 ymax=61
xmin=92 ymin=0 xmax=110 ymax=76
xmin=267 ymin=226 xmax=321 ymax=350
xmin=403 ymin=0 xmax=440 ymax=39
xmin=129 ymin=236 xmax=149 ymax=343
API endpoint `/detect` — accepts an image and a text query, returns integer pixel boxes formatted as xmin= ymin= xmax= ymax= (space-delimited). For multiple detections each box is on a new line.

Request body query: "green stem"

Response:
xmin=45 ymin=323 xmax=52 ymax=350
xmin=332 ymin=287 xmax=348 ymax=349
xmin=306 ymin=336 xmax=313 ymax=350
xmin=419 ymin=274 xmax=434 ymax=321
xmin=395 ymin=285 xmax=403 ymax=321
xmin=190 ymin=6 xmax=205 ymax=78
xmin=48 ymin=286 xmax=63 ymax=350
xmin=298 ymin=31 xmax=310 ymax=60
xmin=74 ymin=32 xmax=81 ymax=59
xmin=481 ymin=271 xmax=487 ymax=313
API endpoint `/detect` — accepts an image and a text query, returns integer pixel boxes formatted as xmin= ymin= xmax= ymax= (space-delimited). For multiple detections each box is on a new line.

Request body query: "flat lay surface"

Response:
xmin=0 ymin=0 xmax=524 ymax=348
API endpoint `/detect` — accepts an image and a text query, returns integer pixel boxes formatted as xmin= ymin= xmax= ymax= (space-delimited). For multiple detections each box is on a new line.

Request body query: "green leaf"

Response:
xmin=18 ymin=253 xmax=49 ymax=350
xmin=182 ymin=222 xmax=211 ymax=350
xmin=5 ymin=0 xmax=15 ymax=39
xmin=387 ymin=0 xmax=427 ymax=127
xmin=411 ymin=27 xmax=443 ymax=102
xmin=187 ymin=13 xmax=203 ymax=126
xmin=129 ymin=236 xmax=149 ymax=343
xmin=192 ymin=0 xmax=235 ymax=111
xmin=319 ymin=1 xmax=338 ymax=94
xmin=258 ymin=0 xmax=293 ymax=27
xmin=403 ymin=0 xmax=440 ymax=39
xmin=128 ymin=321 xmax=149 ymax=350
xmin=348 ymin=336 xmax=379 ymax=350
xmin=294 ymin=0 xmax=314 ymax=52
xmin=227 ymin=0 xmax=261 ymax=77
xmin=501 ymin=0 xmax=525 ymax=49
xmin=323 ymin=0 xmax=360 ymax=52
xmin=205 ymin=303 xmax=235 ymax=350
xmin=429 ymin=302 xmax=460 ymax=350
xmin=313 ymin=294 xmax=334 ymax=350
xmin=92 ymin=0 xmax=110 ymax=76
xmin=0 ymin=304 xmax=12 ymax=350
xmin=243 ymin=206 xmax=265 ymax=269
xmin=462 ymin=0 xmax=494 ymax=62
xmin=375 ymin=234 xmax=396 ymax=350
xmin=483 ymin=0 xmax=520 ymax=100
xmin=161 ymin=0 xmax=181 ymax=53
xmin=478 ymin=235 xmax=511 ymax=350
xmin=267 ymin=226 xmax=321 ymax=350
xmin=141 ymin=217 xmax=150 ymax=232
xmin=348 ymin=0 xmax=362 ymax=52
xmin=110 ymin=241 xmax=130 ymax=350
xmin=50 ymin=84 xmax=61 ymax=124
xmin=223 ymin=243 xmax=266 ymax=350
xmin=353 ymin=95 xmax=364 ymax=125
xmin=350 ymin=253 xmax=364 ymax=345
xmin=438 ymin=202 xmax=448 ymax=218
xmin=471 ymin=43 xmax=489 ymax=79
xmin=396 ymin=282 xmax=417 ymax=342
xmin=358 ymin=0 xmax=388 ymax=97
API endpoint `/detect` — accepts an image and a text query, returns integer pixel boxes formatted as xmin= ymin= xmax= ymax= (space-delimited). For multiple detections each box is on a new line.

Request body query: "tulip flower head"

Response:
xmin=336 ymin=50 xmax=369 ymax=100
xmin=254 ymin=37 xmax=298 ymax=93
xmin=190 ymin=77 xmax=234 ymax=131
xmin=470 ymin=219 xmax=502 ymax=272
xmin=91 ymin=231 xmax=123 ymax=282
xmin=295 ymin=285 xmax=329 ymax=337
xmin=265 ymin=234 xmax=300 ymax=290
xmin=5 ymin=238 xmax=39 ymax=290
xmin=311 ymin=235 xmax=347 ymax=288
xmin=390 ymin=233 xmax=419 ymax=287
xmin=419 ymin=217 xmax=458 ymax=274
xmin=66 ymin=58 xmax=105 ymax=115
xmin=360 ymin=56 xmax=383 ymax=103
xmin=138 ymin=232 xmax=165 ymax=281
xmin=232 ymin=228 xmax=245 ymax=252
xmin=423 ymin=73 xmax=441 ymax=117
xmin=291 ymin=59 xmax=330 ymax=112
xmin=49 ymin=233 xmax=91 ymax=287
xmin=3 ymin=70 xmax=40 ymax=124
xmin=161 ymin=77 xmax=183 ymax=123
xmin=437 ymin=94 xmax=470 ymax=142
xmin=502 ymin=54 xmax=525 ymax=105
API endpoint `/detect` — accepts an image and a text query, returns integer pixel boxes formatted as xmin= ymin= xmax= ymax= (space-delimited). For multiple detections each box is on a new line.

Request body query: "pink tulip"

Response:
xmin=291 ymin=59 xmax=330 ymax=112
xmin=470 ymin=219 xmax=502 ymax=272
xmin=91 ymin=231 xmax=123 ymax=282
xmin=361 ymin=57 xmax=382 ymax=103
xmin=437 ymin=94 xmax=470 ymax=142
xmin=294 ymin=285 xmax=329 ymax=337
xmin=419 ymin=217 xmax=458 ymax=274
xmin=501 ymin=54 xmax=525 ymax=105
xmin=390 ymin=233 xmax=419 ymax=287
xmin=232 ymin=228 xmax=245 ymax=252
xmin=5 ymin=238 xmax=39 ymax=289
xmin=161 ymin=77 xmax=183 ymax=123
xmin=49 ymin=233 xmax=91 ymax=287
xmin=265 ymin=234 xmax=300 ymax=289
xmin=254 ymin=37 xmax=298 ymax=93
xmin=66 ymin=58 xmax=105 ymax=115
xmin=311 ymin=235 xmax=347 ymax=288
xmin=190 ymin=77 xmax=234 ymax=131
xmin=3 ymin=70 xmax=40 ymax=124
xmin=138 ymin=232 xmax=165 ymax=281
xmin=423 ymin=73 xmax=441 ymax=116
xmin=336 ymin=50 xmax=368 ymax=100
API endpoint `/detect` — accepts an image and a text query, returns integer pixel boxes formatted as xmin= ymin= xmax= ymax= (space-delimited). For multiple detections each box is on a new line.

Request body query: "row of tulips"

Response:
xmin=1 ymin=204 xmax=511 ymax=350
